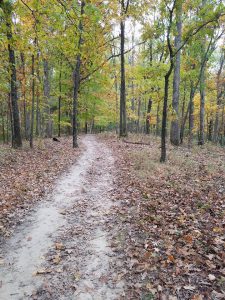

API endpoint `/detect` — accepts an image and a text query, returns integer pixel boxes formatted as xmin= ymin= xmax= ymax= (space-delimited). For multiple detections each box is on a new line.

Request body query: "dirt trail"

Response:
xmin=0 ymin=136 xmax=123 ymax=300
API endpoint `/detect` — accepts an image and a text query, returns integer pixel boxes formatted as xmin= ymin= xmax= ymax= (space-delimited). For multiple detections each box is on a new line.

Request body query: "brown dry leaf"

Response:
xmin=191 ymin=295 xmax=204 ymax=300
xmin=55 ymin=243 xmax=65 ymax=250
xmin=53 ymin=254 xmax=61 ymax=264
xmin=73 ymin=272 xmax=81 ymax=282
xmin=183 ymin=234 xmax=193 ymax=243
xmin=34 ymin=269 xmax=52 ymax=275
xmin=167 ymin=255 xmax=175 ymax=263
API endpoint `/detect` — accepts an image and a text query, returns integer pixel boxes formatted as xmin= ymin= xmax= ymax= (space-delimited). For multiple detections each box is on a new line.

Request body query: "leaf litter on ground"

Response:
xmin=100 ymin=133 xmax=225 ymax=300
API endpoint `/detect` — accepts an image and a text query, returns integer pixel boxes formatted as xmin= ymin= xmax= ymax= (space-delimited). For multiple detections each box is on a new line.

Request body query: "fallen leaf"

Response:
xmin=34 ymin=269 xmax=52 ymax=275
xmin=55 ymin=243 xmax=65 ymax=250
xmin=208 ymin=274 xmax=216 ymax=281
xmin=191 ymin=295 xmax=204 ymax=300
xmin=183 ymin=285 xmax=196 ymax=291
xmin=53 ymin=254 xmax=61 ymax=264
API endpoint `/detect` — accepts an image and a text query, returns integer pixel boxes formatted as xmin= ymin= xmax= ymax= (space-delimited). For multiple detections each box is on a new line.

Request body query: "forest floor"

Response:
xmin=0 ymin=134 xmax=225 ymax=300
xmin=102 ymin=133 xmax=225 ymax=300
xmin=0 ymin=137 xmax=82 ymax=241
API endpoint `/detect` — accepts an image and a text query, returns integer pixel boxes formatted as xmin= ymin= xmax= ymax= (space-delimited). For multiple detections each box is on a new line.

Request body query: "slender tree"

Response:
xmin=170 ymin=0 xmax=182 ymax=146
xmin=1 ymin=1 xmax=22 ymax=148
xmin=72 ymin=0 xmax=85 ymax=148
xmin=119 ymin=0 xmax=130 ymax=137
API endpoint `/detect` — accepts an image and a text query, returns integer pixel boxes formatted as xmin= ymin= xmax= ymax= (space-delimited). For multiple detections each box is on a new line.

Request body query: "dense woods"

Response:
xmin=0 ymin=0 xmax=225 ymax=160
xmin=1 ymin=1 xmax=225 ymax=299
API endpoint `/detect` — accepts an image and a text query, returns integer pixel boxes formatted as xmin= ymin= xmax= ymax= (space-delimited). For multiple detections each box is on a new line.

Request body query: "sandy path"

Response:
xmin=0 ymin=135 xmax=123 ymax=300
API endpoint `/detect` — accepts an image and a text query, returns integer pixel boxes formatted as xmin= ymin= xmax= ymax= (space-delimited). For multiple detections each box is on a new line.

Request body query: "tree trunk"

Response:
xmin=72 ymin=0 xmax=85 ymax=148
xmin=188 ymin=83 xmax=195 ymax=148
xmin=136 ymin=98 xmax=141 ymax=133
xmin=119 ymin=19 xmax=127 ymax=137
xmin=30 ymin=54 xmax=35 ymax=148
xmin=20 ymin=52 xmax=28 ymax=139
xmin=198 ymin=0 xmax=207 ymax=146
xmin=180 ymin=85 xmax=187 ymax=144
xmin=156 ymin=101 xmax=160 ymax=136
xmin=1 ymin=104 xmax=5 ymax=143
xmin=213 ymin=50 xmax=225 ymax=143
xmin=199 ymin=63 xmax=205 ymax=145
xmin=6 ymin=14 xmax=22 ymax=148
xmin=43 ymin=59 xmax=52 ymax=138
xmin=6 ymin=100 xmax=9 ymax=144
xmin=161 ymin=64 xmax=174 ymax=162
xmin=170 ymin=1 xmax=182 ymax=146
xmin=208 ymin=119 xmax=213 ymax=141
xmin=146 ymin=99 xmax=152 ymax=134
xmin=58 ymin=58 xmax=62 ymax=137
xmin=35 ymin=52 xmax=40 ymax=137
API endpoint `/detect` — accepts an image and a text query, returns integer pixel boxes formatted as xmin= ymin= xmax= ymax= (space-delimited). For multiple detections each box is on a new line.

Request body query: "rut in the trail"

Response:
xmin=0 ymin=136 xmax=123 ymax=300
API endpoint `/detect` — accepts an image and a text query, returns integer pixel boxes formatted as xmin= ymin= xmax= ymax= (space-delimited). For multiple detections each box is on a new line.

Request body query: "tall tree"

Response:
xmin=213 ymin=48 xmax=225 ymax=143
xmin=170 ymin=0 xmax=182 ymax=146
xmin=1 ymin=0 xmax=22 ymax=148
xmin=72 ymin=0 xmax=85 ymax=148
xmin=119 ymin=0 xmax=130 ymax=137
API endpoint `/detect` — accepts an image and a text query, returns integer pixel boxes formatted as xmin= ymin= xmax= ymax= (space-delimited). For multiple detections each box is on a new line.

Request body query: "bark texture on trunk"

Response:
xmin=58 ymin=59 xmax=62 ymax=137
xmin=188 ymin=83 xmax=195 ymax=148
xmin=20 ymin=52 xmax=28 ymax=139
xmin=213 ymin=50 xmax=225 ymax=143
xmin=160 ymin=64 xmax=174 ymax=162
xmin=170 ymin=1 xmax=182 ymax=146
xmin=30 ymin=54 xmax=35 ymax=148
xmin=72 ymin=0 xmax=85 ymax=148
xmin=5 ymin=7 xmax=22 ymax=148
xmin=199 ymin=63 xmax=205 ymax=145
xmin=146 ymin=99 xmax=152 ymax=134
xmin=43 ymin=59 xmax=52 ymax=138
xmin=119 ymin=18 xmax=127 ymax=137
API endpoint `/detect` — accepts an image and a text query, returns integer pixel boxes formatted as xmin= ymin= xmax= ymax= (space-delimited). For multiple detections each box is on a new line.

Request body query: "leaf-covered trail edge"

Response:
xmin=102 ymin=134 xmax=225 ymax=300
xmin=0 ymin=137 xmax=82 ymax=240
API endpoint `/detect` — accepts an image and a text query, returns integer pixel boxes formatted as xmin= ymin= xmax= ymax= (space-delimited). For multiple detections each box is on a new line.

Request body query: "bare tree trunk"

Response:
xmin=1 ymin=104 xmax=5 ymax=143
xmin=119 ymin=18 xmax=127 ymax=137
xmin=180 ymin=84 xmax=187 ymax=144
xmin=146 ymin=99 xmax=152 ymax=134
xmin=136 ymin=98 xmax=141 ymax=133
xmin=188 ymin=83 xmax=195 ymax=148
xmin=8 ymin=92 xmax=13 ymax=145
xmin=58 ymin=58 xmax=62 ymax=137
xmin=198 ymin=0 xmax=207 ymax=146
xmin=72 ymin=0 xmax=85 ymax=148
xmin=6 ymin=100 xmax=9 ymax=144
xmin=115 ymin=74 xmax=119 ymax=134
xmin=156 ymin=101 xmax=160 ymax=136
xmin=20 ymin=52 xmax=28 ymax=139
xmin=208 ymin=118 xmax=213 ymax=141
xmin=43 ymin=59 xmax=52 ymax=138
xmin=30 ymin=54 xmax=35 ymax=148
xmin=213 ymin=50 xmax=225 ymax=143
xmin=5 ymin=8 xmax=22 ymax=148
xmin=35 ymin=52 xmax=40 ymax=137
xmin=161 ymin=64 xmax=174 ymax=162
xmin=170 ymin=1 xmax=182 ymax=146
xmin=221 ymin=105 xmax=225 ymax=145
xmin=199 ymin=62 xmax=205 ymax=145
